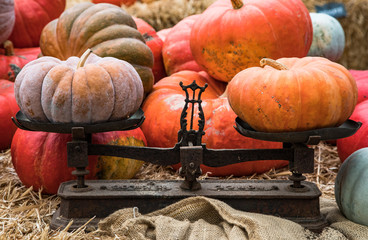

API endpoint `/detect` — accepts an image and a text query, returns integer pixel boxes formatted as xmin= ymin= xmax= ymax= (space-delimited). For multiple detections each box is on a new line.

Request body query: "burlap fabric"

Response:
xmin=92 ymin=196 xmax=368 ymax=239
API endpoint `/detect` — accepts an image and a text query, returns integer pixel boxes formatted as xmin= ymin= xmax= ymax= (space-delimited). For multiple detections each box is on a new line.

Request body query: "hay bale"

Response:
xmin=302 ymin=0 xmax=368 ymax=70
xmin=66 ymin=0 xmax=91 ymax=9
xmin=123 ymin=0 xmax=217 ymax=30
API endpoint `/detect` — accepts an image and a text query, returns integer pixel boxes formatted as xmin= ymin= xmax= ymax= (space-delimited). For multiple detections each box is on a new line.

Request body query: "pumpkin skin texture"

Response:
xmin=91 ymin=0 xmax=136 ymax=6
xmin=14 ymin=51 xmax=144 ymax=124
xmin=0 ymin=40 xmax=40 ymax=81
xmin=162 ymin=15 xmax=204 ymax=76
xmin=307 ymin=13 xmax=345 ymax=62
xmin=350 ymin=70 xmax=368 ymax=104
xmin=227 ymin=57 xmax=358 ymax=133
xmin=133 ymin=17 xmax=166 ymax=83
xmin=335 ymin=148 xmax=368 ymax=226
xmin=337 ymin=100 xmax=368 ymax=162
xmin=39 ymin=3 xmax=154 ymax=95
xmin=0 ymin=0 xmax=15 ymax=45
xmin=0 ymin=79 xmax=19 ymax=150
xmin=141 ymin=71 xmax=286 ymax=176
xmin=157 ymin=28 xmax=172 ymax=42
xmin=8 ymin=0 xmax=66 ymax=48
xmin=11 ymin=128 xmax=147 ymax=194
xmin=190 ymin=0 xmax=313 ymax=82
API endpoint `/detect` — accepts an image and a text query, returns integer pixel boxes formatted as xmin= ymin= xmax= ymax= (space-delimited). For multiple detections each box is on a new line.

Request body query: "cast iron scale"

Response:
xmin=12 ymin=81 xmax=361 ymax=233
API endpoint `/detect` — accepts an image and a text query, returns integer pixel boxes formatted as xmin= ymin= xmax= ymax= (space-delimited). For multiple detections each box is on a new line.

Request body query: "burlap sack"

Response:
xmin=91 ymin=196 xmax=368 ymax=239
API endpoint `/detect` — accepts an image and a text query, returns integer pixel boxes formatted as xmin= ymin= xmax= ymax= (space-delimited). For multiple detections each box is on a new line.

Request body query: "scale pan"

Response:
xmin=235 ymin=118 xmax=361 ymax=144
xmin=12 ymin=109 xmax=145 ymax=134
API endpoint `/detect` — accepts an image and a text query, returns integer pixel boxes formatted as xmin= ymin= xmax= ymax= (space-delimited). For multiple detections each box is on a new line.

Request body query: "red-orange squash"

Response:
xmin=350 ymin=70 xmax=368 ymax=104
xmin=133 ymin=17 xmax=166 ymax=83
xmin=227 ymin=57 xmax=358 ymax=132
xmin=0 ymin=40 xmax=40 ymax=81
xmin=11 ymin=128 xmax=147 ymax=194
xmin=157 ymin=28 xmax=172 ymax=42
xmin=8 ymin=0 xmax=66 ymax=48
xmin=141 ymin=70 xmax=286 ymax=176
xmin=39 ymin=3 xmax=154 ymax=95
xmin=190 ymin=0 xmax=313 ymax=82
xmin=337 ymin=100 xmax=368 ymax=162
xmin=14 ymin=51 xmax=144 ymax=124
xmin=162 ymin=14 xmax=203 ymax=76
xmin=0 ymin=79 xmax=19 ymax=150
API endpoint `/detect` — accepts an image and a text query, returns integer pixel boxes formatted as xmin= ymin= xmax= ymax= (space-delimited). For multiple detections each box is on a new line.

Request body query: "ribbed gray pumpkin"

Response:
xmin=39 ymin=2 xmax=154 ymax=95
xmin=0 ymin=0 xmax=15 ymax=44
xmin=14 ymin=51 xmax=144 ymax=124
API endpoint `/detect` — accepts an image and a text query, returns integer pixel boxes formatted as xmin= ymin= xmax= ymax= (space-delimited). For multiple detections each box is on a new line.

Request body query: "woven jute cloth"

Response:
xmin=93 ymin=196 xmax=368 ymax=239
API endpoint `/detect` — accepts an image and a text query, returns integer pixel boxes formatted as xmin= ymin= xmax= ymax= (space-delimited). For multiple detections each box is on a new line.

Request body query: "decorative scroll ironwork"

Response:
xmin=177 ymin=80 xmax=208 ymax=146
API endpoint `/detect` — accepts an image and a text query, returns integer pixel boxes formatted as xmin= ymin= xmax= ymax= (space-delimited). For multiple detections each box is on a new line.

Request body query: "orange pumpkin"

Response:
xmin=141 ymin=70 xmax=287 ymax=176
xmin=14 ymin=50 xmax=144 ymax=123
xmin=190 ymin=0 xmax=313 ymax=82
xmin=227 ymin=57 xmax=358 ymax=132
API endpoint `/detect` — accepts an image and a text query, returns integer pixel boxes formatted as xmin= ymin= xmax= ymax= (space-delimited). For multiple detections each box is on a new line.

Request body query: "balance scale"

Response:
xmin=12 ymin=81 xmax=361 ymax=233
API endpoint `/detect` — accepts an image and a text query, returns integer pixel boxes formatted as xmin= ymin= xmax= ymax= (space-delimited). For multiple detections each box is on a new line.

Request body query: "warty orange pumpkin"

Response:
xmin=190 ymin=0 xmax=313 ymax=82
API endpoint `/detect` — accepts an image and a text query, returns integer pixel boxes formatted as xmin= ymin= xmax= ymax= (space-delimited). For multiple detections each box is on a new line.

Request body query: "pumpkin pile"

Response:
xmin=0 ymin=0 xmax=363 ymax=197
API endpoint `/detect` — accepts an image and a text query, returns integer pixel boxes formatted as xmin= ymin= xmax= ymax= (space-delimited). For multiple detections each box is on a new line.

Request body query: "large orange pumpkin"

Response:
xmin=227 ymin=57 xmax=358 ymax=132
xmin=141 ymin=70 xmax=286 ymax=176
xmin=11 ymin=128 xmax=147 ymax=194
xmin=14 ymin=50 xmax=144 ymax=124
xmin=190 ymin=0 xmax=313 ymax=82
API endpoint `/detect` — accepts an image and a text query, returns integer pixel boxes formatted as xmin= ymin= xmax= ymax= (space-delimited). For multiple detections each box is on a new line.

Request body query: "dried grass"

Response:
xmin=123 ymin=0 xmax=217 ymax=30
xmin=0 ymin=141 xmax=340 ymax=238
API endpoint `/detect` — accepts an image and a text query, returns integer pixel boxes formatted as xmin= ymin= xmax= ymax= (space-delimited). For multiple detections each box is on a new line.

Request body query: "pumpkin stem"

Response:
xmin=77 ymin=49 xmax=93 ymax=68
xmin=260 ymin=58 xmax=289 ymax=70
xmin=231 ymin=0 xmax=244 ymax=9
xmin=3 ymin=40 xmax=14 ymax=56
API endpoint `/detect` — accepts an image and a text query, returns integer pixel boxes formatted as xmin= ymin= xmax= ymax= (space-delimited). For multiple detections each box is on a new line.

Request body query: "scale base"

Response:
xmin=51 ymin=179 xmax=328 ymax=233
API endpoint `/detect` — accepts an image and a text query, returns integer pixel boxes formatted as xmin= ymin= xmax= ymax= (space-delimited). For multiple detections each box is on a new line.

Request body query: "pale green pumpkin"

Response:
xmin=307 ymin=13 xmax=345 ymax=61
xmin=335 ymin=147 xmax=368 ymax=226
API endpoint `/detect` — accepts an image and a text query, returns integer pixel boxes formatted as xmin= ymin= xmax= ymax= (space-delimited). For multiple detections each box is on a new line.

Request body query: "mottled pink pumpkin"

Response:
xmin=0 ymin=0 xmax=15 ymax=44
xmin=14 ymin=50 xmax=144 ymax=123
